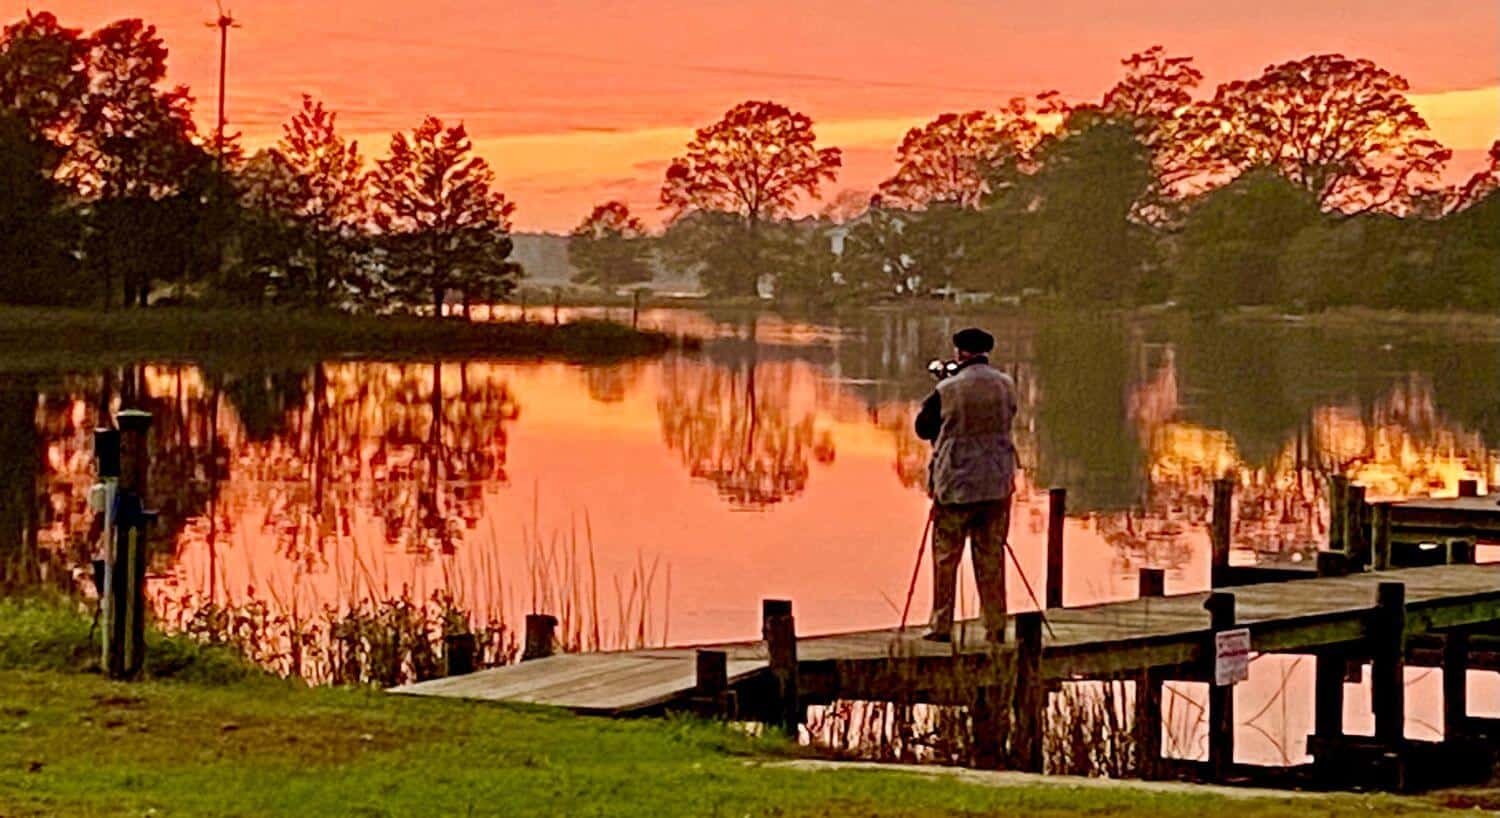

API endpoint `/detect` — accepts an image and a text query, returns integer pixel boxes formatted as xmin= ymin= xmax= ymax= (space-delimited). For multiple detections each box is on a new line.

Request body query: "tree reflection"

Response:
xmin=657 ymin=350 xmax=834 ymax=508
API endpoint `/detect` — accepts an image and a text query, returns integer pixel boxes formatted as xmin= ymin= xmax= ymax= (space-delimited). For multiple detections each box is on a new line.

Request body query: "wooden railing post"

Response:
xmin=1205 ymin=591 xmax=1236 ymax=781
xmin=1347 ymin=484 xmax=1370 ymax=570
xmin=1313 ymin=649 xmax=1345 ymax=748
xmin=1328 ymin=475 xmax=1349 ymax=554
xmin=1210 ymin=478 xmax=1234 ymax=588
xmin=762 ymin=599 xmax=799 ymax=734
xmin=1011 ymin=611 xmax=1045 ymax=772
xmin=1373 ymin=582 xmax=1407 ymax=748
xmin=1134 ymin=668 xmax=1163 ymax=779
xmin=694 ymin=649 xmax=736 ymax=719
xmin=1046 ymin=488 xmax=1066 ymax=609
xmin=522 ymin=613 xmax=557 ymax=661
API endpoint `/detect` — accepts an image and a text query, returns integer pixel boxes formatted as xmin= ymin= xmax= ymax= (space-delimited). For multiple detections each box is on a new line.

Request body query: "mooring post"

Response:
xmin=1444 ymin=632 xmax=1469 ymax=741
xmin=444 ymin=632 xmax=476 ymax=676
xmin=1346 ymin=484 xmax=1370 ymax=570
xmin=631 ymin=289 xmax=642 ymax=329
xmin=1138 ymin=568 xmax=1165 ymax=599
xmin=1371 ymin=503 xmax=1392 ymax=571
xmin=108 ymin=409 xmax=153 ymax=680
xmin=1205 ymin=591 xmax=1236 ymax=781
xmin=1012 ymin=611 xmax=1045 ymax=772
xmin=1449 ymin=539 xmax=1476 ymax=566
xmin=970 ymin=683 xmax=1007 ymax=770
xmin=522 ymin=613 xmax=558 ymax=661
xmin=1134 ymin=668 xmax=1163 ymax=779
xmin=1458 ymin=479 xmax=1480 ymax=498
xmin=1046 ymin=488 xmax=1066 ymax=609
xmin=1328 ymin=475 xmax=1349 ymax=555
xmin=762 ymin=599 xmax=800 ymax=734
xmin=1373 ymin=582 xmax=1407 ymax=748
xmin=552 ymin=288 xmax=561 ymax=325
xmin=1210 ymin=478 xmax=1234 ymax=588
xmin=1313 ymin=648 xmax=1346 ymax=751
xmin=694 ymin=649 xmax=735 ymax=719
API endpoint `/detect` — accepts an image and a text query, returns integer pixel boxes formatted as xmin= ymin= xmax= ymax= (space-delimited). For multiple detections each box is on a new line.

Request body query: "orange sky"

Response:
xmin=14 ymin=1 xmax=1500 ymax=230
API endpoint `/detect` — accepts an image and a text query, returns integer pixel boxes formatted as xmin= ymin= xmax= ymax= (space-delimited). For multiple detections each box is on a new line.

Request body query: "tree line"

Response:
xmin=2 ymin=11 xmax=1497 ymax=314
xmin=575 ymin=49 xmax=1499 ymax=312
xmin=0 ymin=12 xmax=517 ymax=313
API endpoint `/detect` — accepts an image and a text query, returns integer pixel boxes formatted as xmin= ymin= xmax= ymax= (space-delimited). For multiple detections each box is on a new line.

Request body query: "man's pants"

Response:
xmin=929 ymin=497 xmax=1012 ymax=640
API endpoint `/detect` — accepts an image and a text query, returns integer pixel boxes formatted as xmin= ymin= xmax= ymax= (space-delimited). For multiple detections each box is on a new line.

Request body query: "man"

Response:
xmin=915 ymin=327 xmax=1017 ymax=643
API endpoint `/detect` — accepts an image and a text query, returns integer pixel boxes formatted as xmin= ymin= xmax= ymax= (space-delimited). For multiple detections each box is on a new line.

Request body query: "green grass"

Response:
xmin=0 ymin=597 xmax=1469 ymax=817
xmin=0 ymin=306 xmax=675 ymax=372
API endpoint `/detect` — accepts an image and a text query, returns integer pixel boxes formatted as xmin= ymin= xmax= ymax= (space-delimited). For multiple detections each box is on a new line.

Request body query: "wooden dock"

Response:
xmin=394 ymin=483 xmax=1500 ymax=791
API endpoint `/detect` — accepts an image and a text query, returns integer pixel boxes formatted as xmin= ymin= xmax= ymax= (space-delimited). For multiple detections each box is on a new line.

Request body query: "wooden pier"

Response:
xmin=394 ymin=482 xmax=1500 ymax=791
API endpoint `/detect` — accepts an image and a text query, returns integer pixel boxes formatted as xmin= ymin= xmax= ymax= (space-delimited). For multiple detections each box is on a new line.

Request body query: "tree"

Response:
xmin=245 ymin=95 xmax=368 ymax=305
xmin=1020 ymin=114 xmax=1158 ymax=302
xmin=1175 ymin=169 xmax=1322 ymax=310
xmin=879 ymin=95 xmax=1063 ymax=209
xmin=568 ymin=201 xmax=653 ymax=290
xmin=1163 ymin=54 xmax=1451 ymax=212
xmin=660 ymin=100 xmax=841 ymax=296
xmin=1101 ymin=46 xmax=1202 ymax=129
xmin=839 ymin=205 xmax=969 ymax=297
xmin=368 ymin=116 xmax=519 ymax=316
xmin=1452 ymin=141 xmax=1500 ymax=212
xmin=0 ymin=112 xmax=77 ymax=303
xmin=0 ymin=11 xmax=88 ymax=157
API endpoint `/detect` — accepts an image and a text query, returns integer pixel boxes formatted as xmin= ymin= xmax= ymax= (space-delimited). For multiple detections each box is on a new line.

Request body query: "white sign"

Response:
xmin=1214 ymin=628 xmax=1251 ymax=686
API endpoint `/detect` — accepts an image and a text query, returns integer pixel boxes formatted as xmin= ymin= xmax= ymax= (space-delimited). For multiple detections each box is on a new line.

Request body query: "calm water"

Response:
xmin=4 ymin=306 xmax=1499 ymax=761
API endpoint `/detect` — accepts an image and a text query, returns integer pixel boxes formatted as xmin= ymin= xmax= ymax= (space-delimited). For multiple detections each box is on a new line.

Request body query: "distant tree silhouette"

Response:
xmin=244 ymin=95 xmax=369 ymax=306
xmin=0 ymin=11 xmax=87 ymax=160
xmin=568 ymin=201 xmax=652 ymax=290
xmin=0 ymin=113 xmax=76 ymax=303
xmin=839 ymin=204 xmax=969 ymax=297
xmin=1163 ymin=54 xmax=1451 ymax=212
xmin=878 ymin=97 xmax=1060 ymax=209
xmin=1176 ymin=170 xmax=1322 ymax=310
xmin=1452 ymin=141 xmax=1500 ymax=212
xmin=1101 ymin=46 xmax=1202 ymax=130
xmin=368 ymin=117 xmax=519 ymax=316
xmin=660 ymin=100 xmax=841 ymax=296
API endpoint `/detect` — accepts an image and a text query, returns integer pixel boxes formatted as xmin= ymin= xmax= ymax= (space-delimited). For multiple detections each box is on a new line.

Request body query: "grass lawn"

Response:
xmin=0 ymin=306 xmax=675 ymax=372
xmin=0 ymin=598 xmax=1473 ymax=818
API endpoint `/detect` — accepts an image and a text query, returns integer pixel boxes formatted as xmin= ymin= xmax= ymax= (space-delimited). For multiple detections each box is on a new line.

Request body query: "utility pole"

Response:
xmin=207 ymin=5 xmax=240 ymax=168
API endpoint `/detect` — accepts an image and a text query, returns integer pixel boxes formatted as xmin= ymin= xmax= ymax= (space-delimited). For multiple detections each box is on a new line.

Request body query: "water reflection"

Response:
xmin=1 ymin=314 xmax=1496 ymax=625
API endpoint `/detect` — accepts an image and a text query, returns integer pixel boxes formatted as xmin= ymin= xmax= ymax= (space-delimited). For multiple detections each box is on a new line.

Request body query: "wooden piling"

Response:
xmin=1133 ymin=668 xmax=1163 ymax=778
xmin=970 ymin=684 xmax=1007 ymax=770
xmin=1449 ymin=539 xmax=1476 ymax=566
xmin=1205 ymin=591 xmax=1236 ymax=781
xmin=693 ymin=649 xmax=736 ymax=719
xmin=1138 ymin=568 xmax=1165 ymax=598
xmin=1329 ymin=475 xmax=1349 ymax=554
xmin=1347 ymin=485 xmax=1370 ymax=570
xmin=631 ymin=290 xmax=642 ymax=329
xmin=522 ymin=613 xmax=558 ymax=661
xmin=1444 ymin=632 xmax=1469 ymax=740
xmin=1373 ymin=582 xmax=1407 ymax=747
xmin=763 ymin=599 xmax=800 ymax=734
xmin=1458 ymin=479 xmax=1480 ymax=498
xmin=1012 ymin=611 xmax=1045 ymax=773
xmin=1372 ymin=503 xmax=1392 ymax=571
xmin=1210 ymin=479 xmax=1234 ymax=588
xmin=1046 ymin=488 xmax=1066 ymax=609
xmin=444 ymin=633 xmax=476 ymax=677
xmin=1313 ymin=648 xmax=1345 ymax=746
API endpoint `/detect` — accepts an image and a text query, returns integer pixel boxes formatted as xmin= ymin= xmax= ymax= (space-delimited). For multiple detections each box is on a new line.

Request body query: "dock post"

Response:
xmin=694 ymin=649 xmax=735 ymax=719
xmin=108 ymin=409 xmax=153 ymax=680
xmin=444 ymin=633 xmax=476 ymax=676
xmin=1443 ymin=632 xmax=1469 ymax=740
xmin=1138 ymin=568 xmax=1165 ymax=599
xmin=522 ymin=613 xmax=558 ymax=661
xmin=1313 ymin=649 xmax=1345 ymax=747
xmin=1205 ymin=591 xmax=1236 ymax=781
xmin=631 ymin=289 xmax=642 ymax=329
xmin=1346 ymin=484 xmax=1370 ymax=570
xmin=1046 ymin=488 xmax=1066 ymax=609
xmin=1372 ymin=582 xmax=1407 ymax=749
xmin=1011 ymin=611 xmax=1045 ymax=773
xmin=1458 ymin=479 xmax=1480 ymax=498
xmin=1133 ymin=668 xmax=1163 ymax=778
xmin=1329 ymin=475 xmax=1349 ymax=554
xmin=762 ymin=599 xmax=800 ymax=735
xmin=1210 ymin=478 xmax=1233 ymax=588
xmin=970 ymin=684 xmax=1007 ymax=770
xmin=1372 ymin=504 xmax=1391 ymax=571
xmin=1449 ymin=539 xmax=1476 ymax=566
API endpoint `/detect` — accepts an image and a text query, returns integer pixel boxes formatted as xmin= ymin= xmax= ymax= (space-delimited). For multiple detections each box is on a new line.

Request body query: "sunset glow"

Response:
xmin=18 ymin=0 xmax=1498 ymax=230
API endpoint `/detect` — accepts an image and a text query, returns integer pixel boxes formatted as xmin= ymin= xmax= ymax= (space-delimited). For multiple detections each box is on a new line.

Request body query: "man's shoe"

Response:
xmin=921 ymin=630 xmax=952 ymax=643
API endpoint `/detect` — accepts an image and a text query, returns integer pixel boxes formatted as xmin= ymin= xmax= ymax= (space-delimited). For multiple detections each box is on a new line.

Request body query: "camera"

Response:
xmin=927 ymin=359 xmax=959 ymax=381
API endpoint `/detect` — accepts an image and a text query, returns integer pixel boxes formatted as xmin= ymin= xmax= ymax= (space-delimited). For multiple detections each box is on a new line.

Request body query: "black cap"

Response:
xmin=952 ymin=327 xmax=994 ymax=354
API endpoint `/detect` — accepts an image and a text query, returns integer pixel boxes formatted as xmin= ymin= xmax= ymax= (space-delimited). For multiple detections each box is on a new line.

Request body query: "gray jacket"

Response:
xmin=915 ymin=360 xmax=1017 ymax=505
